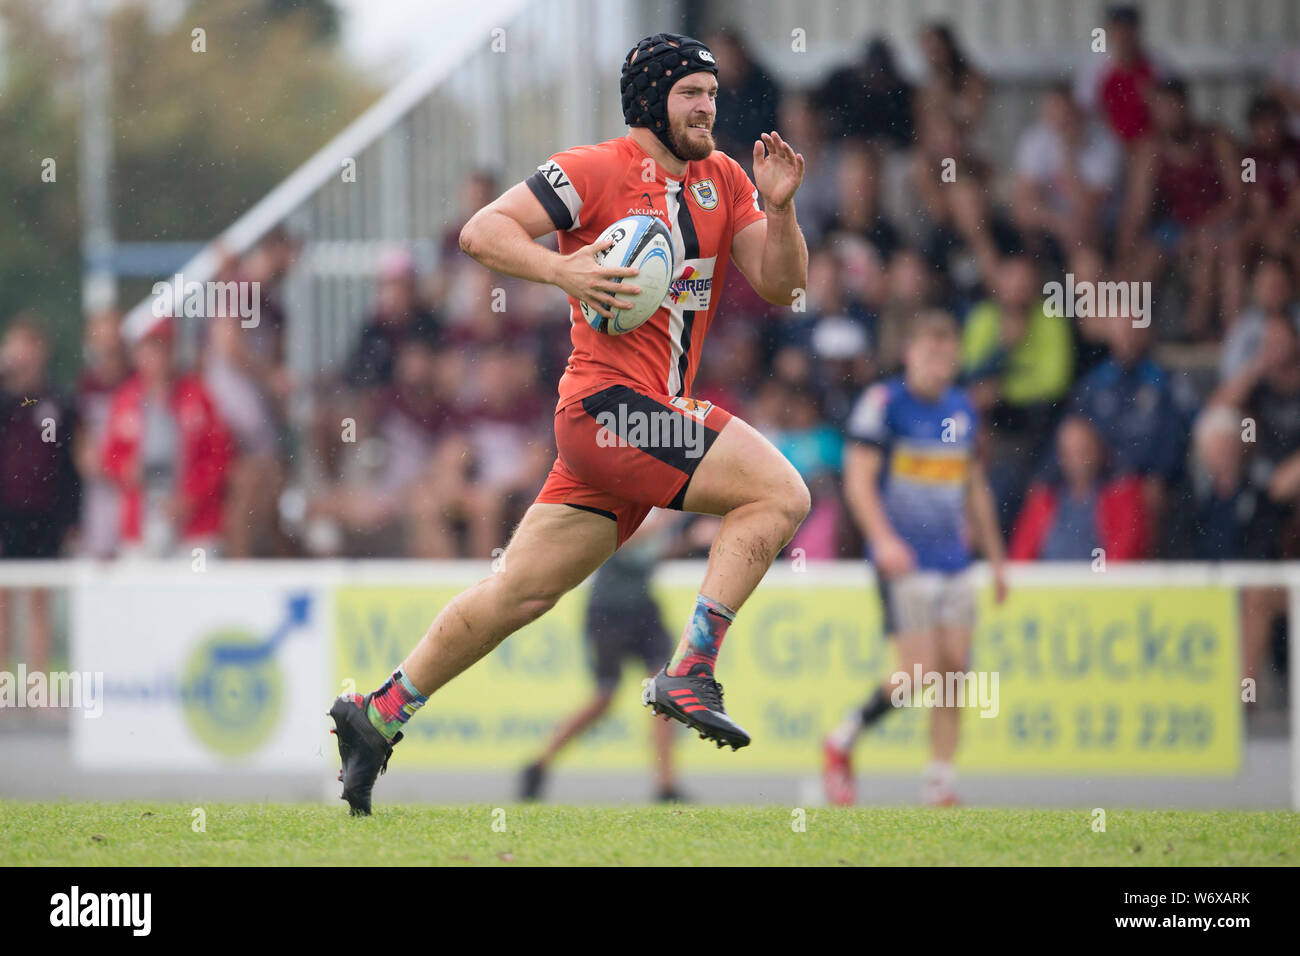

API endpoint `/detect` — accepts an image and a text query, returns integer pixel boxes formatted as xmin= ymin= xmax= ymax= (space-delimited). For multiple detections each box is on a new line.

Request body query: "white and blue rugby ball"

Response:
xmin=579 ymin=215 xmax=674 ymax=335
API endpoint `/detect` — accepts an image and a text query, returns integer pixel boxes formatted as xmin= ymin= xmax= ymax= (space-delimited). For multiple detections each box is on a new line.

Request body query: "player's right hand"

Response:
xmin=553 ymin=237 xmax=642 ymax=320
xmin=874 ymin=534 xmax=917 ymax=578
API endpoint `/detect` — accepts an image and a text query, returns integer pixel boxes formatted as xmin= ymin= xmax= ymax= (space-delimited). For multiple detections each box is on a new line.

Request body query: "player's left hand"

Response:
xmin=753 ymin=131 xmax=804 ymax=212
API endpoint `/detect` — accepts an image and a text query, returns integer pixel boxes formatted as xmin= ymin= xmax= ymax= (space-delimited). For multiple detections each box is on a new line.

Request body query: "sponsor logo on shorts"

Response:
xmin=668 ymin=396 xmax=714 ymax=421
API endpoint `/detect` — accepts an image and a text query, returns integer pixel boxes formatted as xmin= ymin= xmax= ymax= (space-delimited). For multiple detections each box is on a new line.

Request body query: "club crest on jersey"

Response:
xmin=688 ymin=179 xmax=718 ymax=211
xmin=666 ymin=260 xmax=715 ymax=311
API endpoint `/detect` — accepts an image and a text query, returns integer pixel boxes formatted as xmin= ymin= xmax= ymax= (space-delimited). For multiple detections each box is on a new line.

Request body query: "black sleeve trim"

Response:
xmin=526 ymin=171 xmax=573 ymax=231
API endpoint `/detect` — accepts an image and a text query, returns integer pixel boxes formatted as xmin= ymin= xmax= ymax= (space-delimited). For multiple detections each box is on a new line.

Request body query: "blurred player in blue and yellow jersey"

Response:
xmin=825 ymin=310 xmax=1007 ymax=806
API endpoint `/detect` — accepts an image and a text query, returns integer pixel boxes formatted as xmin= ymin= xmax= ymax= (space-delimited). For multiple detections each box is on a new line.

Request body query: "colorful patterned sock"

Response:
xmin=666 ymin=594 xmax=736 ymax=677
xmin=365 ymin=668 xmax=428 ymax=739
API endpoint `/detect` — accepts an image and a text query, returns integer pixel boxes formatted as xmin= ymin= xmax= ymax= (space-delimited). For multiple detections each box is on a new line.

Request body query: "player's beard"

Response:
xmin=668 ymin=115 xmax=715 ymax=161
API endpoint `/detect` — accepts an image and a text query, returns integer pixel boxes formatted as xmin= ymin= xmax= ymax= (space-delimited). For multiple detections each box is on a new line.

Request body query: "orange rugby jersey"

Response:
xmin=525 ymin=136 xmax=766 ymax=409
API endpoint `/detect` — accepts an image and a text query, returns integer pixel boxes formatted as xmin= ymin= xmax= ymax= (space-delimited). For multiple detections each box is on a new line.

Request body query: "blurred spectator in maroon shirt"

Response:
xmin=453 ymin=344 xmax=553 ymax=557
xmin=309 ymin=336 xmax=457 ymax=556
xmin=1118 ymin=78 xmax=1241 ymax=339
xmin=1075 ymin=5 xmax=1166 ymax=146
xmin=0 ymin=315 xmax=80 ymax=556
xmin=0 ymin=314 xmax=79 ymax=676
xmin=74 ymin=308 xmax=129 ymax=558
xmin=101 ymin=319 xmax=233 ymax=557
xmin=1238 ymin=95 xmax=1300 ymax=283
xmin=315 ymin=246 xmax=442 ymax=485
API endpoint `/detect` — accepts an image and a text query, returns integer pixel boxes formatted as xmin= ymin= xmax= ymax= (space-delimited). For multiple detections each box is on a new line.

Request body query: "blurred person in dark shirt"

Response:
xmin=73 ymin=308 xmax=129 ymax=558
xmin=1219 ymin=255 xmax=1300 ymax=382
xmin=1213 ymin=313 xmax=1300 ymax=546
xmin=1183 ymin=405 xmax=1275 ymax=561
xmin=1068 ymin=314 xmax=1190 ymax=548
xmin=816 ymin=36 xmax=913 ymax=149
xmin=704 ymin=27 xmax=780 ymax=165
xmin=343 ymin=247 xmax=442 ymax=390
xmin=0 ymin=315 xmax=79 ymax=677
xmin=1189 ymin=402 xmax=1293 ymax=698
xmin=520 ymin=509 xmax=720 ymax=804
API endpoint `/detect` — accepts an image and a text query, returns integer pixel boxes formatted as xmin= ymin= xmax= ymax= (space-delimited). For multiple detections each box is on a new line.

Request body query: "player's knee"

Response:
xmin=495 ymin=574 xmax=565 ymax=624
xmin=775 ymin=476 xmax=812 ymax=538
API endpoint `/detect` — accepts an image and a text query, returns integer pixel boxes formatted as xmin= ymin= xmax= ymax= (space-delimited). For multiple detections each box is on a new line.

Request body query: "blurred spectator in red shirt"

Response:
xmin=101 ymin=319 xmax=233 ymax=557
xmin=1075 ymin=5 xmax=1165 ymax=146
xmin=1010 ymin=415 xmax=1150 ymax=561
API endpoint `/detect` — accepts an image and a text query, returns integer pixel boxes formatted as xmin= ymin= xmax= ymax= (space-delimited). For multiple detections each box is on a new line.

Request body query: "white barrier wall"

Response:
xmin=0 ymin=560 xmax=1292 ymax=806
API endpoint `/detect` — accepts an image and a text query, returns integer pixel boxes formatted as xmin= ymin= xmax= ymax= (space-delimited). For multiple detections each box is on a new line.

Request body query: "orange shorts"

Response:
xmin=536 ymin=384 xmax=733 ymax=544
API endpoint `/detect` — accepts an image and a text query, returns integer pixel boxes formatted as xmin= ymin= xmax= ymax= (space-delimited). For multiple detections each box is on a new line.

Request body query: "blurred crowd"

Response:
xmin=4 ymin=5 xmax=1300 ymax=603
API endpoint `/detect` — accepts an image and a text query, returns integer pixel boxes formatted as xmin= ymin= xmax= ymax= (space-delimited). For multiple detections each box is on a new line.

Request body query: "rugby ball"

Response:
xmin=579 ymin=215 xmax=674 ymax=335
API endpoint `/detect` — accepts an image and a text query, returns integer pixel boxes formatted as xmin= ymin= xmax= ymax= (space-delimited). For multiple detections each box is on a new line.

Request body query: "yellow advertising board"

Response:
xmin=333 ymin=579 xmax=1241 ymax=774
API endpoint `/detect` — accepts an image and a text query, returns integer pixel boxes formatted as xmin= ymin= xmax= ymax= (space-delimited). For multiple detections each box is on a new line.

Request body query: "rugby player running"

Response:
xmin=329 ymin=32 xmax=808 ymax=814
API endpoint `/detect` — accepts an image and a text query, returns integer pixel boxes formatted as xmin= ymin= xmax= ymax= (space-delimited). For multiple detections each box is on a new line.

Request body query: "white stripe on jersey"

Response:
xmin=663 ymin=178 xmax=687 ymax=396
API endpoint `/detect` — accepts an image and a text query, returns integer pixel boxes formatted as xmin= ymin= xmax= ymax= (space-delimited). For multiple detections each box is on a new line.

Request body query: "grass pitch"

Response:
xmin=1 ymin=802 xmax=1296 ymax=866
